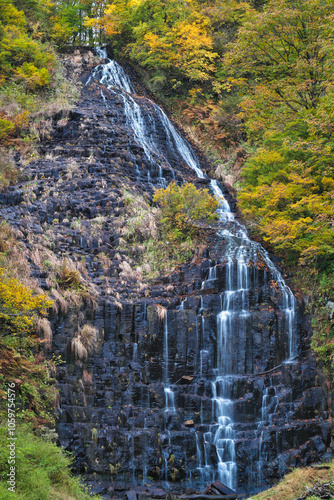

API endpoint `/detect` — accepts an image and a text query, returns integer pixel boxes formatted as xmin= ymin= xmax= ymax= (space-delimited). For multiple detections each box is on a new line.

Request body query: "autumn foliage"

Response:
xmin=222 ymin=0 xmax=334 ymax=267
xmin=0 ymin=269 xmax=52 ymax=335
xmin=153 ymin=182 xmax=218 ymax=242
xmin=85 ymin=0 xmax=249 ymax=94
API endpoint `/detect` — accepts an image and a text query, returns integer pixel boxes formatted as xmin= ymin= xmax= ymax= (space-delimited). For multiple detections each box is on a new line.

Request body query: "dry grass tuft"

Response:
xmin=51 ymin=288 xmax=69 ymax=316
xmin=71 ymin=324 xmax=98 ymax=361
xmin=156 ymin=304 xmax=167 ymax=323
xmin=121 ymin=189 xmax=160 ymax=243
xmin=80 ymin=324 xmax=98 ymax=353
xmin=71 ymin=336 xmax=87 ymax=361
xmin=250 ymin=460 xmax=334 ymax=500
xmin=119 ymin=260 xmax=142 ymax=282
xmin=66 ymin=159 xmax=79 ymax=180
xmin=114 ymin=300 xmax=123 ymax=311
xmin=0 ymin=221 xmax=18 ymax=253
xmin=0 ymin=224 xmax=43 ymax=294
xmin=56 ymin=259 xmax=82 ymax=291
xmin=30 ymin=248 xmax=98 ymax=312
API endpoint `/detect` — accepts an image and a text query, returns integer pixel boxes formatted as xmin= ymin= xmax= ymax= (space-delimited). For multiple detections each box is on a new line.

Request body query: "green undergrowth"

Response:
xmin=0 ymin=334 xmax=57 ymax=427
xmin=0 ymin=0 xmax=80 ymax=157
xmin=0 ymin=424 xmax=99 ymax=500
xmin=0 ymin=60 xmax=79 ymax=163
xmin=249 ymin=459 xmax=334 ymax=500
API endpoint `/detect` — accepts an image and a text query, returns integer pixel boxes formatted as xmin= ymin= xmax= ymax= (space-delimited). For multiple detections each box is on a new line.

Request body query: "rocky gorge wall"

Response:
xmin=1 ymin=50 xmax=332 ymax=499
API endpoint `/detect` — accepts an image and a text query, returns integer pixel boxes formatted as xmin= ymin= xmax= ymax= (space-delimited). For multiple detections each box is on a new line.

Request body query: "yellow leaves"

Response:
xmin=15 ymin=63 xmax=50 ymax=90
xmin=88 ymin=0 xmax=219 ymax=85
xmin=238 ymin=135 xmax=334 ymax=264
xmin=0 ymin=2 xmax=26 ymax=31
xmin=322 ymin=176 xmax=334 ymax=190
xmin=263 ymin=217 xmax=313 ymax=245
xmin=0 ymin=268 xmax=53 ymax=335
xmin=144 ymin=32 xmax=170 ymax=55
xmin=129 ymin=0 xmax=145 ymax=6
xmin=0 ymin=118 xmax=15 ymax=142
xmin=49 ymin=18 xmax=74 ymax=45
xmin=153 ymin=181 xmax=218 ymax=242
xmin=170 ymin=21 xmax=218 ymax=81
xmin=254 ymin=148 xmax=285 ymax=167
xmin=131 ymin=19 xmax=218 ymax=81
xmin=84 ymin=4 xmax=121 ymax=36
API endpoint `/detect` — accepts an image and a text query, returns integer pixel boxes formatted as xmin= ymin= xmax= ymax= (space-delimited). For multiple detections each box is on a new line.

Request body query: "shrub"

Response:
xmin=0 ymin=118 xmax=15 ymax=142
xmin=15 ymin=63 xmax=51 ymax=90
xmin=153 ymin=181 xmax=218 ymax=242
xmin=0 ymin=268 xmax=53 ymax=336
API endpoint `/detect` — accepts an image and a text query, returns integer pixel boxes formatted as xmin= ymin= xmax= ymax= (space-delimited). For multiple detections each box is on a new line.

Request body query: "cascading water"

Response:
xmin=164 ymin=311 xmax=176 ymax=413
xmin=92 ymin=47 xmax=134 ymax=93
xmin=91 ymin=52 xmax=301 ymax=493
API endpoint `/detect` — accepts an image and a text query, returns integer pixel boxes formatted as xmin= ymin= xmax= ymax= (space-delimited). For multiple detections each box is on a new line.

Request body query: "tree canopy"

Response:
xmin=223 ymin=0 xmax=334 ymax=266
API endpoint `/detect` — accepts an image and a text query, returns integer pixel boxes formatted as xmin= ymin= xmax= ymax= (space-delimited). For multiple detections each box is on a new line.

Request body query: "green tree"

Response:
xmin=225 ymin=0 xmax=334 ymax=136
xmin=221 ymin=0 xmax=334 ymax=266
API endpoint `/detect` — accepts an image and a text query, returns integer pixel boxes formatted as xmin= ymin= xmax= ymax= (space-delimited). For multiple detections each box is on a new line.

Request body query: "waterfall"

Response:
xmin=91 ymin=47 xmax=134 ymax=93
xmin=90 ymin=48 xmax=204 ymax=183
xmin=91 ymin=53 xmax=299 ymax=492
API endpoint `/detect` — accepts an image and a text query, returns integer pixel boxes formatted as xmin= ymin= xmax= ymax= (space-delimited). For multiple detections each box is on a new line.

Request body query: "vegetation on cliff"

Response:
xmin=0 ymin=0 xmax=78 ymax=155
xmin=0 ymin=226 xmax=100 ymax=498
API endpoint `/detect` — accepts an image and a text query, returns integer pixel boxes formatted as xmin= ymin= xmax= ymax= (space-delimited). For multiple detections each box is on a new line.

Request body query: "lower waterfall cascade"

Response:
xmin=3 ymin=48 xmax=331 ymax=498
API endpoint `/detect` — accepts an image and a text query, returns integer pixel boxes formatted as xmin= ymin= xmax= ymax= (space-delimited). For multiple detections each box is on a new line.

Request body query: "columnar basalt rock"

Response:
xmin=0 ymin=50 xmax=332 ymax=499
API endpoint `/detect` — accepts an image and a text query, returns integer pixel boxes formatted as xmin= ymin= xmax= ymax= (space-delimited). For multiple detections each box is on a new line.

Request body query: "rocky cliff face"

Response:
xmin=1 ymin=50 xmax=332 ymax=499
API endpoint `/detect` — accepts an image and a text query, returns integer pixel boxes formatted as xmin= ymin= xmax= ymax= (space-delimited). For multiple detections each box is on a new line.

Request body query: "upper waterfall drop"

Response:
xmin=91 ymin=48 xmax=205 ymax=180
xmin=93 ymin=47 xmax=134 ymax=94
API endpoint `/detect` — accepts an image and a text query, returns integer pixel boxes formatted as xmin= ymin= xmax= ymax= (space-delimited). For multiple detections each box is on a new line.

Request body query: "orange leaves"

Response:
xmin=85 ymin=3 xmax=122 ymax=36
